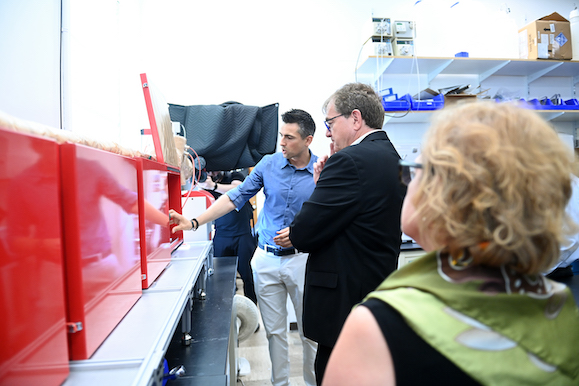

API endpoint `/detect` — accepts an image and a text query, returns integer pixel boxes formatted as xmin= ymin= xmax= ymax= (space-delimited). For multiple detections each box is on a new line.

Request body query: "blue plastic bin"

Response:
xmin=383 ymin=94 xmax=444 ymax=112
xmin=560 ymin=98 xmax=579 ymax=110
xmin=525 ymin=98 xmax=579 ymax=110
xmin=382 ymin=97 xmax=412 ymax=111
xmin=402 ymin=93 xmax=445 ymax=111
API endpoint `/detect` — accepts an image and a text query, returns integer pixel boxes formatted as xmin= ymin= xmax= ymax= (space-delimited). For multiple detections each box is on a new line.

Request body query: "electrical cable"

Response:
xmin=182 ymin=146 xmax=202 ymax=207
xmin=354 ymin=36 xmax=372 ymax=83
xmin=385 ymin=106 xmax=411 ymax=118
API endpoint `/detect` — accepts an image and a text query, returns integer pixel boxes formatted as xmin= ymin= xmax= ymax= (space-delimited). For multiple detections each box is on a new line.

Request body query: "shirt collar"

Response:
xmin=282 ymin=149 xmax=315 ymax=174
xmin=351 ymin=129 xmax=381 ymax=146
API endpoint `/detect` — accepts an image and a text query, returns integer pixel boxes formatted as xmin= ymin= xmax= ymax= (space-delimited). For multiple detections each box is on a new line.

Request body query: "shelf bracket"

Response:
xmin=371 ymin=57 xmax=395 ymax=85
xmin=479 ymin=60 xmax=510 ymax=82
xmin=527 ymin=63 xmax=564 ymax=84
xmin=539 ymin=111 xmax=565 ymax=121
xmin=427 ymin=60 xmax=453 ymax=83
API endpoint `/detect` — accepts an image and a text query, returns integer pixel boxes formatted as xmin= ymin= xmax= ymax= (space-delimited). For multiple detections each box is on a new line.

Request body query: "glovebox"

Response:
xmin=0 ymin=128 xmax=69 ymax=385
xmin=60 ymin=142 xmax=142 ymax=360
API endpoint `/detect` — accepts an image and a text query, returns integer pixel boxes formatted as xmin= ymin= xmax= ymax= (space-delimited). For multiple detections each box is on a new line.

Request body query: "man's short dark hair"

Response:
xmin=323 ymin=83 xmax=385 ymax=129
xmin=281 ymin=109 xmax=316 ymax=139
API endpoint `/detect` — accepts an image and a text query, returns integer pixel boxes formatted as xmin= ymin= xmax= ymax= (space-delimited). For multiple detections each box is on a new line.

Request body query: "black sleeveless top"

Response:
xmin=362 ymin=298 xmax=480 ymax=385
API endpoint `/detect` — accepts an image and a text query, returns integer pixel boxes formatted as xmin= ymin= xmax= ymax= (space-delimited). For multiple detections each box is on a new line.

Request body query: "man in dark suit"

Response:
xmin=274 ymin=83 xmax=406 ymax=385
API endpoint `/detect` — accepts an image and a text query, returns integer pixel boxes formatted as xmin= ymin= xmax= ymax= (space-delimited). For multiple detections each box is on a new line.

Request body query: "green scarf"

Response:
xmin=364 ymin=250 xmax=579 ymax=385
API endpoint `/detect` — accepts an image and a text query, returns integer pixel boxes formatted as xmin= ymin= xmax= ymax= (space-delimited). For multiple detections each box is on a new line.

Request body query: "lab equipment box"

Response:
xmin=0 ymin=128 xmax=69 ymax=385
xmin=60 ymin=143 xmax=142 ymax=360
xmin=137 ymin=157 xmax=181 ymax=289
xmin=518 ymin=12 xmax=572 ymax=60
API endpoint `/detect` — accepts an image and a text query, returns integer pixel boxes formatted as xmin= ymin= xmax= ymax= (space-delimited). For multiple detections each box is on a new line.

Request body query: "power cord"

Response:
xmin=182 ymin=145 xmax=202 ymax=207
xmin=354 ymin=36 xmax=373 ymax=83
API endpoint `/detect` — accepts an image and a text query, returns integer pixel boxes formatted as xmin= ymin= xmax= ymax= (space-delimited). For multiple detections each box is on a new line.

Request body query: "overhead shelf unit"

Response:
xmin=357 ymin=56 xmax=579 ymax=124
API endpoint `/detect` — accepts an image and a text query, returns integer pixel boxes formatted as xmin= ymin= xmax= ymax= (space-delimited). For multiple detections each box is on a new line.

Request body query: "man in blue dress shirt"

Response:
xmin=170 ymin=109 xmax=318 ymax=386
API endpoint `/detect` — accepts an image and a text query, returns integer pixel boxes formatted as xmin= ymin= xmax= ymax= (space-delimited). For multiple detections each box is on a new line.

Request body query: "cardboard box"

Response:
xmin=518 ymin=12 xmax=572 ymax=60
xmin=444 ymin=94 xmax=477 ymax=106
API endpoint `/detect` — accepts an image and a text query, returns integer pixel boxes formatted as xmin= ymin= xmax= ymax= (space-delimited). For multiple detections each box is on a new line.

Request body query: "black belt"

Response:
xmin=258 ymin=241 xmax=297 ymax=256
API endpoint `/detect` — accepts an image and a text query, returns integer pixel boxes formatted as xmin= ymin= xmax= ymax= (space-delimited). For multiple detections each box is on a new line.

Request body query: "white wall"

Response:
xmin=1 ymin=0 xmax=577 ymax=158
xmin=0 ymin=0 xmax=61 ymax=128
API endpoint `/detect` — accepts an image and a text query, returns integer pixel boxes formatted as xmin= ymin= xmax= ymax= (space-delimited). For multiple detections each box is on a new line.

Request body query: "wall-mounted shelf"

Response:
xmin=358 ymin=56 xmax=579 ymax=86
xmin=357 ymin=56 xmax=579 ymax=126
xmin=383 ymin=109 xmax=579 ymax=124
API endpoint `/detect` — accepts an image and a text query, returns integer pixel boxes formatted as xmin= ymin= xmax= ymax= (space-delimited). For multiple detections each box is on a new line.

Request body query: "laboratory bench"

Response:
xmin=60 ymin=241 xmax=239 ymax=386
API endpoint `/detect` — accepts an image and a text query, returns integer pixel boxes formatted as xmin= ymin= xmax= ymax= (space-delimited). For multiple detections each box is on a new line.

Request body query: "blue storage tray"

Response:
xmin=526 ymin=98 xmax=579 ymax=110
xmin=383 ymin=93 xmax=444 ymax=112
xmin=382 ymin=97 xmax=412 ymax=111
xmin=404 ymin=93 xmax=445 ymax=111
xmin=494 ymin=98 xmax=579 ymax=111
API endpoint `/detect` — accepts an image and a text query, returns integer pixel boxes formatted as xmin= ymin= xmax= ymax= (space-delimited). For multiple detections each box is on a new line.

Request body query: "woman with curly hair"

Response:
xmin=323 ymin=102 xmax=579 ymax=385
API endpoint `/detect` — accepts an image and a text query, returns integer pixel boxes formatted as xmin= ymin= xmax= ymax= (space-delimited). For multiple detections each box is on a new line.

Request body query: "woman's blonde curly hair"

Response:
xmin=414 ymin=101 xmax=575 ymax=274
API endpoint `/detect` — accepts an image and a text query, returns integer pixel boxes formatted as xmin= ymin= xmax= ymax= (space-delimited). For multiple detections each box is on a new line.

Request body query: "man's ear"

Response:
xmin=305 ymin=135 xmax=313 ymax=146
xmin=351 ymin=109 xmax=364 ymax=131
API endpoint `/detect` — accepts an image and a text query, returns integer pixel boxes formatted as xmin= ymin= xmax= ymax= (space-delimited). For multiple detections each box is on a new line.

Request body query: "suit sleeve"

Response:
xmin=289 ymin=151 xmax=361 ymax=252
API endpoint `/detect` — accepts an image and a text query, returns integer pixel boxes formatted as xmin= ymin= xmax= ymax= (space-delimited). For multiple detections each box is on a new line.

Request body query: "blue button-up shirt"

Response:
xmin=226 ymin=151 xmax=318 ymax=247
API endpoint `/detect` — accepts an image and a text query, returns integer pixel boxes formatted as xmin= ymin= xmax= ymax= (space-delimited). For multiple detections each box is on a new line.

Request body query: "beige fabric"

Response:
xmin=174 ymin=135 xmax=193 ymax=185
xmin=0 ymin=104 xmax=182 ymax=172
xmin=147 ymin=82 xmax=180 ymax=167
xmin=0 ymin=110 xmax=139 ymax=158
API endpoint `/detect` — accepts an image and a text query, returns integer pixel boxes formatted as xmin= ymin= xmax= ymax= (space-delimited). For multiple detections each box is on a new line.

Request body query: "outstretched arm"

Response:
xmin=130 ymin=200 xmax=170 ymax=226
xmin=198 ymin=179 xmax=241 ymax=193
xmin=169 ymin=193 xmax=237 ymax=232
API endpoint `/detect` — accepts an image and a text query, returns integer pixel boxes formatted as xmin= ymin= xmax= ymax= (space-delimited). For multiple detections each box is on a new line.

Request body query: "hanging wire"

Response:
xmin=354 ymin=36 xmax=372 ymax=83
xmin=182 ymin=146 xmax=202 ymax=207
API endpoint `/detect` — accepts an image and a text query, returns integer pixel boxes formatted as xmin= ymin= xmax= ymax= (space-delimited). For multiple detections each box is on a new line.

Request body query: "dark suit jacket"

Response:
xmin=289 ymin=130 xmax=405 ymax=348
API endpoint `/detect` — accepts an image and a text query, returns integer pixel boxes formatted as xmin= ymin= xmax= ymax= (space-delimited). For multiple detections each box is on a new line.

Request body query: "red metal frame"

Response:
xmin=167 ymin=167 xmax=183 ymax=243
xmin=139 ymin=73 xmax=186 ymax=285
xmin=137 ymin=158 xmax=176 ymax=289
xmin=140 ymin=73 xmax=165 ymax=164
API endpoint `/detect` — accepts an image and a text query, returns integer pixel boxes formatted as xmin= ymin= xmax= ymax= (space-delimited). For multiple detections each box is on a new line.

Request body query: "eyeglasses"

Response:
xmin=324 ymin=113 xmax=346 ymax=131
xmin=398 ymin=159 xmax=423 ymax=185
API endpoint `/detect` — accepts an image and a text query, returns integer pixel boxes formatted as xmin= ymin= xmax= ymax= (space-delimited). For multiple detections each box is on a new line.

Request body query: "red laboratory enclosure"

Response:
xmin=137 ymin=157 xmax=181 ymax=289
xmin=60 ymin=143 xmax=142 ymax=360
xmin=0 ymin=128 xmax=70 ymax=385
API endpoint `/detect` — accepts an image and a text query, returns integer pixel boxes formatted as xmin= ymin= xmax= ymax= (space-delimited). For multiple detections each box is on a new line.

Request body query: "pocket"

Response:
xmin=308 ymin=271 xmax=338 ymax=288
